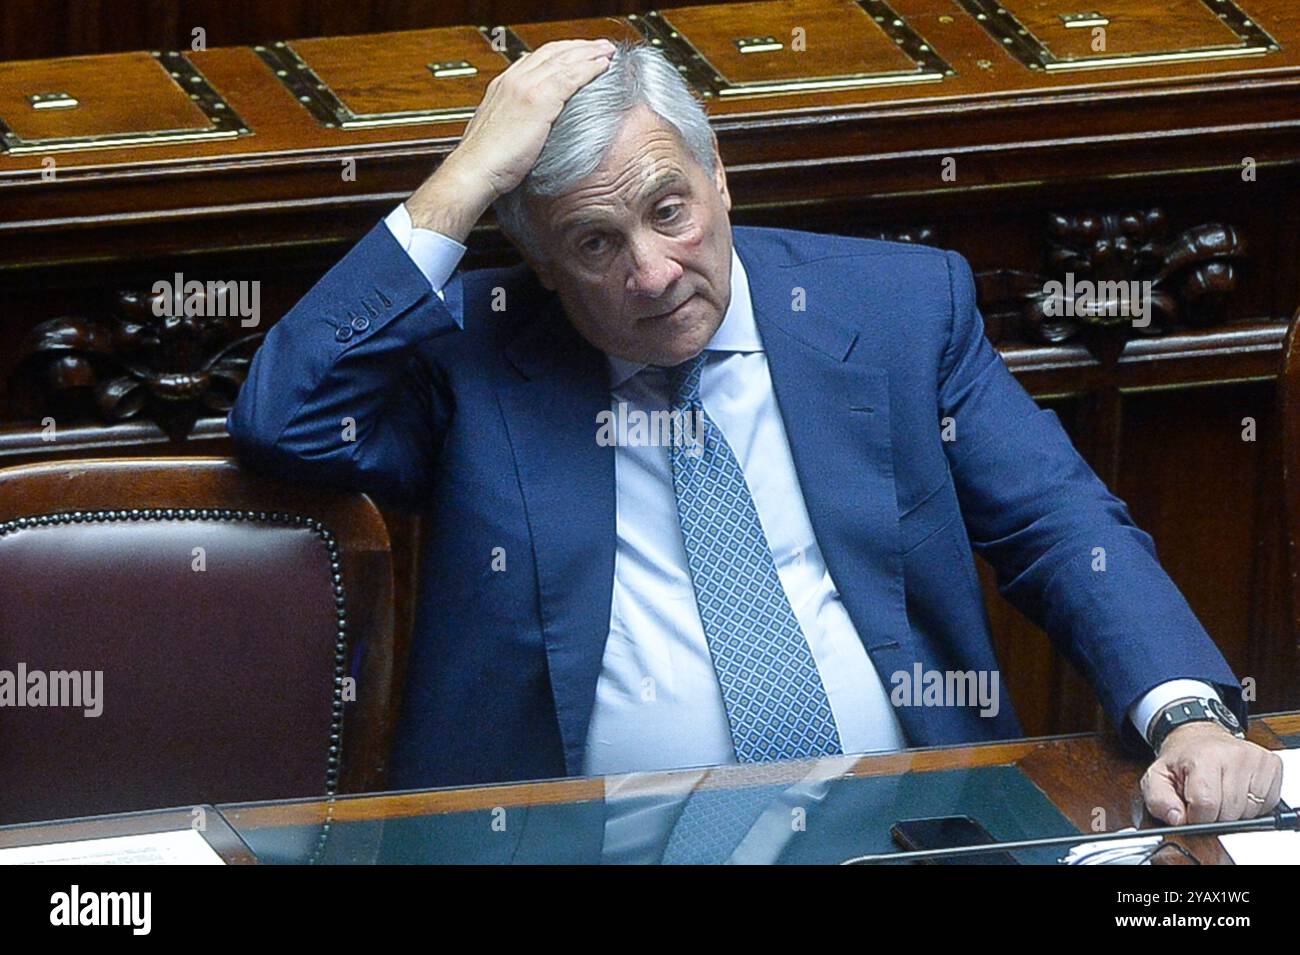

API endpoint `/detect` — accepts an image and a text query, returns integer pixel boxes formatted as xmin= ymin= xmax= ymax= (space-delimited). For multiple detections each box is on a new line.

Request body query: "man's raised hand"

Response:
xmin=405 ymin=39 xmax=617 ymax=243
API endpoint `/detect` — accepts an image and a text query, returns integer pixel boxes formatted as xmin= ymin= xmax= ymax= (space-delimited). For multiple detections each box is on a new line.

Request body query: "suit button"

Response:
xmin=335 ymin=325 xmax=354 ymax=343
xmin=351 ymin=315 xmax=370 ymax=332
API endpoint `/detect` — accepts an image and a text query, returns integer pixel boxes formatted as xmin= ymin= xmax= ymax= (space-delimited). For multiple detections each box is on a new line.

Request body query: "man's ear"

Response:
xmin=710 ymin=134 xmax=731 ymax=212
xmin=500 ymin=199 xmax=557 ymax=290
xmin=515 ymin=243 xmax=556 ymax=291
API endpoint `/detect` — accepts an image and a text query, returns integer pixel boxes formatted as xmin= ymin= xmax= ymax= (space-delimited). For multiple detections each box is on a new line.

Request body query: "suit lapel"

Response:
xmin=497 ymin=289 xmax=617 ymax=777
xmin=735 ymin=229 xmax=926 ymax=741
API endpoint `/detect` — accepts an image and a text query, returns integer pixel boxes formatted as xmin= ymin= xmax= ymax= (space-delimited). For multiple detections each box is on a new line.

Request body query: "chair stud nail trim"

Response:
xmin=0 ymin=506 xmax=349 ymax=860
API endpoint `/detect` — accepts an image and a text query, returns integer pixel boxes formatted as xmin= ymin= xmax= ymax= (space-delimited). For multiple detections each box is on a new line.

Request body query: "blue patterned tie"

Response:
xmin=664 ymin=351 xmax=841 ymax=763
xmin=660 ymin=783 xmax=787 ymax=865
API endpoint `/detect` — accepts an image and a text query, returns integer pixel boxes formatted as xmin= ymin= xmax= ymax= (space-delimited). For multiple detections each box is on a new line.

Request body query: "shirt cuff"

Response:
xmin=1129 ymin=679 xmax=1222 ymax=746
xmin=383 ymin=203 xmax=467 ymax=299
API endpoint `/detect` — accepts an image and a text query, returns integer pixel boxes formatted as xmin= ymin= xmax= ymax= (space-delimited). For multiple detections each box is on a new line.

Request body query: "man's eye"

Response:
xmin=580 ymin=236 xmax=607 ymax=255
xmin=656 ymin=203 xmax=683 ymax=223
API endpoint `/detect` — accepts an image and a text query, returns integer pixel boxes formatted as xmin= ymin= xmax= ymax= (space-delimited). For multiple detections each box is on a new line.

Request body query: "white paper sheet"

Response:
xmin=1219 ymin=748 xmax=1300 ymax=864
xmin=0 ymin=828 xmax=226 ymax=865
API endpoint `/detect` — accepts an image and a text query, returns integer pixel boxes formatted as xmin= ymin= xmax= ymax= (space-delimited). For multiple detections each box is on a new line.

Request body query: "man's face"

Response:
xmin=517 ymin=104 xmax=734 ymax=367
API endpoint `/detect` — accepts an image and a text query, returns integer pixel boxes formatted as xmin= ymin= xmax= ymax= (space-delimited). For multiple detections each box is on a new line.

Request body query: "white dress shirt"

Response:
xmin=585 ymin=245 xmax=911 ymax=774
xmin=382 ymin=204 xmax=1221 ymax=770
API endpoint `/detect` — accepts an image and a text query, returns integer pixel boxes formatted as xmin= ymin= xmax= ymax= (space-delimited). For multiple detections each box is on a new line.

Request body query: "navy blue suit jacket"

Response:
xmin=227 ymin=221 xmax=1243 ymax=789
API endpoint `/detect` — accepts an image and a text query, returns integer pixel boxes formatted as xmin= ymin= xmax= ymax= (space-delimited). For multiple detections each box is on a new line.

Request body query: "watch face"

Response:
xmin=1209 ymin=698 xmax=1240 ymax=729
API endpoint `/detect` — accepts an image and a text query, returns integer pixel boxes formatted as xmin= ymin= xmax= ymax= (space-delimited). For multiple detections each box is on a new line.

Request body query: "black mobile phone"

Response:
xmin=890 ymin=815 xmax=1019 ymax=865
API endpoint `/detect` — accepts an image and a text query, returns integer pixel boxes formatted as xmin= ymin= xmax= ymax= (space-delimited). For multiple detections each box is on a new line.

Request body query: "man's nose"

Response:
xmin=626 ymin=238 xmax=684 ymax=299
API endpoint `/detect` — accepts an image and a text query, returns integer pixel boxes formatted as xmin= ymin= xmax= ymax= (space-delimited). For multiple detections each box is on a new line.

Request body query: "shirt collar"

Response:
xmin=606 ymin=243 xmax=759 ymax=389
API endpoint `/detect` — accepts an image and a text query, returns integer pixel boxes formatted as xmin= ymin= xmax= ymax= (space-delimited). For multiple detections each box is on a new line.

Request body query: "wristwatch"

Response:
xmin=1147 ymin=696 xmax=1244 ymax=754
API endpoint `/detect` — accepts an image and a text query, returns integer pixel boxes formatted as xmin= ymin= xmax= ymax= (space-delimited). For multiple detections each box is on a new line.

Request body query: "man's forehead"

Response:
xmin=550 ymin=165 xmax=691 ymax=231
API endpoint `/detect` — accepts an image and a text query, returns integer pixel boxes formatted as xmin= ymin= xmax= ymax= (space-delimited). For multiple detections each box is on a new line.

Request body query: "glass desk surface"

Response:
xmin=216 ymin=711 xmax=1300 ymax=865
xmin=2 ymin=712 xmax=1294 ymax=865
xmin=220 ymin=760 xmax=1078 ymax=865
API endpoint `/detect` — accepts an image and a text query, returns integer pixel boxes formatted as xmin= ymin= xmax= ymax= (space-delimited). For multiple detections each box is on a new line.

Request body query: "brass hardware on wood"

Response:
xmin=0 ymin=52 xmax=249 ymax=155
xmin=254 ymin=30 xmax=522 ymax=129
xmin=428 ymin=60 xmax=479 ymax=78
xmin=958 ymin=0 xmax=1280 ymax=71
xmin=642 ymin=0 xmax=954 ymax=97
xmin=28 ymin=92 xmax=79 ymax=110
xmin=734 ymin=36 xmax=784 ymax=54
xmin=1060 ymin=12 xmax=1110 ymax=29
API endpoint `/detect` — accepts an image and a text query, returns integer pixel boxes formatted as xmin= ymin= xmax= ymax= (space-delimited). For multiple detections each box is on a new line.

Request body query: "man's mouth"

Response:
xmin=641 ymin=295 xmax=694 ymax=320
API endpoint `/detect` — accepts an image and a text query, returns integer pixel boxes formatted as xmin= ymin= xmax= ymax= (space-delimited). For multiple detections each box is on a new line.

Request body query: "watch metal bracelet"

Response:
xmin=1148 ymin=696 xmax=1244 ymax=754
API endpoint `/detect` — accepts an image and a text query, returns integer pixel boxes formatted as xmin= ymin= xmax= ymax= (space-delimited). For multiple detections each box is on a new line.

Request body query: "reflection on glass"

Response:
xmin=222 ymin=755 xmax=1081 ymax=864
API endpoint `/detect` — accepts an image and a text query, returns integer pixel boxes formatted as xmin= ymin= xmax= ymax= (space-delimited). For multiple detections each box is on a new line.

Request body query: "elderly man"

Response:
xmin=228 ymin=38 xmax=1282 ymax=828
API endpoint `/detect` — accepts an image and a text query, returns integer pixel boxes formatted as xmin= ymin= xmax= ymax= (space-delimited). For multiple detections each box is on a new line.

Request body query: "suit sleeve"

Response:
xmin=936 ymin=249 xmax=1243 ymax=752
xmin=226 ymin=220 xmax=463 ymax=513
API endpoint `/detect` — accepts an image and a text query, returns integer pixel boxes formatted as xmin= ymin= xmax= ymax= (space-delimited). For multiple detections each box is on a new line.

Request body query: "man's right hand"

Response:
xmin=405 ymin=38 xmax=617 ymax=243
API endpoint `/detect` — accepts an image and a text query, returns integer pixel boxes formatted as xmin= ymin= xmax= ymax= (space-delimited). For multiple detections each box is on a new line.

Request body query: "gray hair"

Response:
xmin=491 ymin=40 xmax=717 ymax=255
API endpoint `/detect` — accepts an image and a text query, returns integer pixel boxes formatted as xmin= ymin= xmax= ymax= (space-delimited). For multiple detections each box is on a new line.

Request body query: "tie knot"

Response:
xmin=663 ymin=351 xmax=707 ymax=409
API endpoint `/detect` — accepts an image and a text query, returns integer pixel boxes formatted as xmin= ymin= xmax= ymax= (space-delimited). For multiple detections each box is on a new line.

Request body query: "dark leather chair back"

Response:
xmin=0 ymin=457 xmax=395 ymax=825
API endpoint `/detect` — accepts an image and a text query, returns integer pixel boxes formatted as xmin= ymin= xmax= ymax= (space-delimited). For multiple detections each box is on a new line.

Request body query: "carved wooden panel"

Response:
xmin=15 ymin=285 xmax=263 ymax=441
